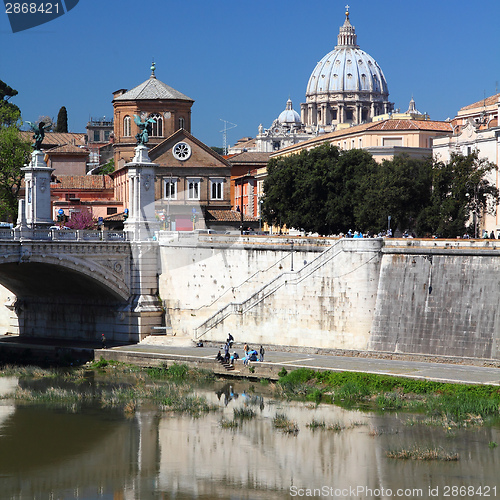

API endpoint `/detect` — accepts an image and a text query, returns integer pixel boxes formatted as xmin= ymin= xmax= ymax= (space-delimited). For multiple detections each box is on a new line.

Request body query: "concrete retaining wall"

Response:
xmin=159 ymin=235 xmax=500 ymax=360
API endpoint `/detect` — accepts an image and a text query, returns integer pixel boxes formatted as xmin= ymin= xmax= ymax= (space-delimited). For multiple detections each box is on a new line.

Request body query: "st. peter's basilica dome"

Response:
xmin=301 ymin=8 xmax=393 ymax=132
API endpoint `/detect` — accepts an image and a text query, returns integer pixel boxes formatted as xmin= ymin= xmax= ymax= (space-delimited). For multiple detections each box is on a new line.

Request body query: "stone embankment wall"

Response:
xmin=369 ymin=239 xmax=500 ymax=359
xmin=159 ymin=235 xmax=500 ymax=360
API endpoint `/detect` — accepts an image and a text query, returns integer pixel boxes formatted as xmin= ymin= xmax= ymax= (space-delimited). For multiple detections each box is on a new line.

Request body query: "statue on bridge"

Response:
xmin=26 ymin=121 xmax=51 ymax=150
xmin=134 ymin=115 xmax=156 ymax=145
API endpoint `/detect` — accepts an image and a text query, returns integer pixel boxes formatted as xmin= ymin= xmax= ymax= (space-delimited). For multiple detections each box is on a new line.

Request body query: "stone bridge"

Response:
xmin=0 ymin=230 xmax=162 ymax=344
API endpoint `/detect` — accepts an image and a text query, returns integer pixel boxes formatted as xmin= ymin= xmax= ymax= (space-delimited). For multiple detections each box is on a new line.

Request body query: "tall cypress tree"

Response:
xmin=55 ymin=106 xmax=68 ymax=133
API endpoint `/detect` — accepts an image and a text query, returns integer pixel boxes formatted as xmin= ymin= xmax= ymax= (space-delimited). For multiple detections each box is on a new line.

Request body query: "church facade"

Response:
xmin=111 ymin=65 xmax=237 ymax=231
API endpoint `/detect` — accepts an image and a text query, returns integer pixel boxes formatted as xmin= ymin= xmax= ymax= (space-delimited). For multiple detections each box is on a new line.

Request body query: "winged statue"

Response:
xmin=26 ymin=121 xmax=51 ymax=150
xmin=134 ymin=115 xmax=156 ymax=145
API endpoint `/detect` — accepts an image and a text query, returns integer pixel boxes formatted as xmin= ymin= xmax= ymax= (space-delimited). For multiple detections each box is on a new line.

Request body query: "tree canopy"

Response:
xmin=0 ymin=80 xmax=21 ymax=126
xmin=0 ymin=124 xmax=31 ymax=222
xmin=55 ymin=106 xmax=68 ymax=133
xmin=263 ymin=144 xmax=378 ymax=235
xmin=262 ymin=144 xmax=499 ymax=237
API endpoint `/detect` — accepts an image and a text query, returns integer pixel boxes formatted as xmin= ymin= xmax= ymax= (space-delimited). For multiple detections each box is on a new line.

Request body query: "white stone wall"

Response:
xmin=158 ymin=235 xmax=382 ymax=348
xmin=0 ymin=284 xmax=16 ymax=335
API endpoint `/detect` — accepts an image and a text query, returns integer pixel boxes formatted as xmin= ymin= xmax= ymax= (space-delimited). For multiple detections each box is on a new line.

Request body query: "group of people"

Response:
xmin=215 ymin=333 xmax=265 ymax=367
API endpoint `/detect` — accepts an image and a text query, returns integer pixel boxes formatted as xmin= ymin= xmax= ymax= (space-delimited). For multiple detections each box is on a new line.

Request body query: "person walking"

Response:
xmin=101 ymin=334 xmax=106 ymax=349
xmin=259 ymin=345 xmax=265 ymax=362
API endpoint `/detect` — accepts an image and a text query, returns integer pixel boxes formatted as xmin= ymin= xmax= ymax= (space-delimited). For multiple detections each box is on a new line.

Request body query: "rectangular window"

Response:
xmin=93 ymin=130 xmax=100 ymax=142
xmin=187 ymin=178 xmax=200 ymax=200
xmin=210 ymin=178 xmax=224 ymax=200
xmin=107 ymin=207 xmax=118 ymax=215
xmin=382 ymin=137 xmax=403 ymax=147
xmin=104 ymin=130 xmax=111 ymax=141
xmin=163 ymin=178 xmax=177 ymax=200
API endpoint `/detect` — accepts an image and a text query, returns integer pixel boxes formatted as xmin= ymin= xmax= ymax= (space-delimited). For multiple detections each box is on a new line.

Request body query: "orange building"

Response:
xmin=112 ymin=63 xmax=194 ymax=170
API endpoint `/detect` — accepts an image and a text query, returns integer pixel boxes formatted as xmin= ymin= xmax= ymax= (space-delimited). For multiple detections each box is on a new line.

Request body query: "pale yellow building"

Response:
xmin=271 ymin=116 xmax=453 ymax=163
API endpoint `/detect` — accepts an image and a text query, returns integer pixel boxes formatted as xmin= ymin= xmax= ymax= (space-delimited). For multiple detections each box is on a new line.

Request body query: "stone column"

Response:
xmin=21 ymin=150 xmax=54 ymax=228
xmin=115 ymin=240 xmax=163 ymax=342
xmin=124 ymin=144 xmax=160 ymax=241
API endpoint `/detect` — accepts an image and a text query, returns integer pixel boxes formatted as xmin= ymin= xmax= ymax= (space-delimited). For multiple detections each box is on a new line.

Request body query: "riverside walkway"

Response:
xmin=98 ymin=337 xmax=500 ymax=386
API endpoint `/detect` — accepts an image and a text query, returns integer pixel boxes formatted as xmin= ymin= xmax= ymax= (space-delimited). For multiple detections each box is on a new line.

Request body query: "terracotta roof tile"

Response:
xmin=51 ymin=175 xmax=114 ymax=190
xmin=228 ymin=152 xmax=272 ymax=164
xmin=460 ymin=93 xmax=500 ymax=111
xmin=46 ymin=143 xmax=89 ymax=155
xmin=205 ymin=209 xmax=259 ymax=222
xmin=19 ymin=131 xmax=86 ymax=148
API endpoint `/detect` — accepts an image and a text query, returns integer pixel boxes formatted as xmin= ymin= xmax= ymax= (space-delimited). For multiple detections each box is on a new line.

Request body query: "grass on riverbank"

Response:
xmin=0 ymin=362 xmax=219 ymax=417
xmin=276 ymin=368 xmax=500 ymax=424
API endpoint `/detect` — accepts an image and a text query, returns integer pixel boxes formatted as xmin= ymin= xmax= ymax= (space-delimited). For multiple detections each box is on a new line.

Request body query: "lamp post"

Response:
xmin=259 ymin=199 xmax=263 ymax=233
xmin=239 ymin=177 xmax=244 ymax=235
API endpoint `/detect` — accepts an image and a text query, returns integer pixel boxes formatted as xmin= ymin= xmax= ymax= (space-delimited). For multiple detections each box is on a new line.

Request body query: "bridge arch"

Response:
xmin=0 ymin=240 xmax=160 ymax=343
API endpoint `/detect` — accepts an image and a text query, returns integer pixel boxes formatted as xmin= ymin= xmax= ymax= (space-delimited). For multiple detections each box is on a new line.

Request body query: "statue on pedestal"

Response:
xmin=134 ymin=115 xmax=156 ymax=145
xmin=26 ymin=121 xmax=51 ymax=150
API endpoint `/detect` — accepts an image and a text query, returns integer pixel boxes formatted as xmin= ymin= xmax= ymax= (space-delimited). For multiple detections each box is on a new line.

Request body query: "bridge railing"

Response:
xmin=0 ymin=228 xmax=14 ymax=240
xmin=0 ymin=228 xmax=128 ymax=242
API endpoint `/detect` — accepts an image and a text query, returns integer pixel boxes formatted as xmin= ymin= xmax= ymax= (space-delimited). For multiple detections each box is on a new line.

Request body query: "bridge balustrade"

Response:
xmin=0 ymin=229 xmax=14 ymax=240
xmin=0 ymin=228 xmax=129 ymax=242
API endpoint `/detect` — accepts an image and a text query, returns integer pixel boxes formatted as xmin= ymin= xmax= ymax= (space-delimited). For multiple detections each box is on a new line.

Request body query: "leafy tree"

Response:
xmin=0 ymin=80 xmax=21 ymax=126
xmin=65 ymin=209 xmax=98 ymax=230
xmin=262 ymin=144 xmax=378 ymax=235
xmin=55 ymin=106 xmax=68 ymax=133
xmin=0 ymin=125 xmax=31 ymax=221
xmin=420 ymin=152 xmax=499 ymax=238
xmin=96 ymin=158 xmax=114 ymax=175
xmin=358 ymin=154 xmax=433 ymax=235
xmin=262 ymin=145 xmax=498 ymax=238
xmin=210 ymin=146 xmax=224 ymax=155
xmin=0 ymin=81 xmax=30 ymax=221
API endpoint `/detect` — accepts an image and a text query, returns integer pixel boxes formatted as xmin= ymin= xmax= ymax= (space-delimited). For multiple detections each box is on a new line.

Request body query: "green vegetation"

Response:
xmin=55 ymin=106 xmax=68 ymax=133
xmin=1 ymin=363 xmax=218 ymax=417
xmin=233 ymin=407 xmax=256 ymax=419
xmin=262 ymin=144 xmax=499 ymax=237
xmin=273 ymin=413 xmax=299 ymax=434
xmin=277 ymin=368 xmax=500 ymax=424
xmin=386 ymin=447 xmax=459 ymax=461
xmin=220 ymin=418 xmax=239 ymax=429
xmin=0 ymin=90 xmax=31 ymax=220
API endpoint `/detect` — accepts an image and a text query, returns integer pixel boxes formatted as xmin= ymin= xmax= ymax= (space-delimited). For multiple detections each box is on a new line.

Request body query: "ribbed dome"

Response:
xmin=306 ymin=10 xmax=388 ymax=97
xmin=278 ymin=99 xmax=301 ymax=125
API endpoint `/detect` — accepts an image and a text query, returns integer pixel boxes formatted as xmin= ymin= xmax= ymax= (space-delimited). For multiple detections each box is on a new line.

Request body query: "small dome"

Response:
xmin=278 ymin=99 xmax=301 ymax=125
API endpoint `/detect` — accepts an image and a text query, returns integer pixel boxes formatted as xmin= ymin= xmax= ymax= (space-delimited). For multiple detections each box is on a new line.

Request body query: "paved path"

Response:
xmin=111 ymin=341 xmax=500 ymax=386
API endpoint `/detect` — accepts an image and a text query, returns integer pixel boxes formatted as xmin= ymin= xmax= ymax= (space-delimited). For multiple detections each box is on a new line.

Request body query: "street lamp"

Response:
xmin=259 ymin=199 xmax=263 ymax=233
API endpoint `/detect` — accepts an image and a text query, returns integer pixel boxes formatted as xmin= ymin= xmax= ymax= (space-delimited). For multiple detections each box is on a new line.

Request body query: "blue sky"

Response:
xmin=1 ymin=0 xmax=499 ymax=148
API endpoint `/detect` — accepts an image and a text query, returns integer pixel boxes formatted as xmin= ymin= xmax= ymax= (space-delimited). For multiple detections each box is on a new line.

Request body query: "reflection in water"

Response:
xmin=0 ymin=378 xmax=499 ymax=499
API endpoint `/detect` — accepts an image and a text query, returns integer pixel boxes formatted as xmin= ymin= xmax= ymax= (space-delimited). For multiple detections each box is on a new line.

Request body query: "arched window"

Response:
xmin=210 ymin=178 xmax=224 ymax=200
xmin=149 ymin=113 xmax=163 ymax=137
xmin=123 ymin=115 xmax=131 ymax=137
xmin=179 ymin=117 xmax=185 ymax=129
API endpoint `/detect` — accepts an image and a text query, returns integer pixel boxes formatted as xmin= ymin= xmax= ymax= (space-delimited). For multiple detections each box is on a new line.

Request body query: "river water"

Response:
xmin=0 ymin=377 xmax=499 ymax=499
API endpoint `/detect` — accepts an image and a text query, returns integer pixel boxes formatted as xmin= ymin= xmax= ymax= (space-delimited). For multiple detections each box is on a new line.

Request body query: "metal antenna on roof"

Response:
xmin=219 ymin=119 xmax=237 ymax=155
